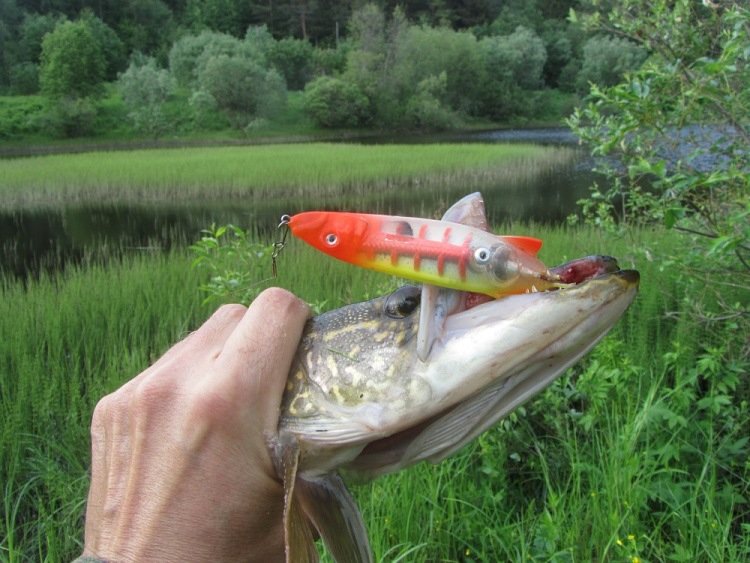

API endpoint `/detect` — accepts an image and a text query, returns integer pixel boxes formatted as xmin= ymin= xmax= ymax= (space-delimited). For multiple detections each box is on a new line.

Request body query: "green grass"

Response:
xmin=2 ymin=225 xmax=748 ymax=562
xmin=0 ymin=142 xmax=576 ymax=209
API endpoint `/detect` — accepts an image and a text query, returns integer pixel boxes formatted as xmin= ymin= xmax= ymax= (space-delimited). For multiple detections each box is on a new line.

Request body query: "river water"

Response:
xmin=1 ymin=128 xmax=597 ymax=280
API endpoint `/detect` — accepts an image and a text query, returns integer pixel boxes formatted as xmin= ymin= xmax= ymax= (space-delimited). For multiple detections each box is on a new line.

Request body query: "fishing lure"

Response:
xmin=286 ymin=210 xmax=559 ymax=297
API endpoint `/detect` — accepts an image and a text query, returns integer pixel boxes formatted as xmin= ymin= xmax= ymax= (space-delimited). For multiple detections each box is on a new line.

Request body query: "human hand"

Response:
xmin=80 ymin=288 xmax=310 ymax=562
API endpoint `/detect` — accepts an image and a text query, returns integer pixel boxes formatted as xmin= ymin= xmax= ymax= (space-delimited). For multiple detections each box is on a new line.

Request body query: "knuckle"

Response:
xmin=131 ymin=377 xmax=174 ymax=415
xmin=213 ymin=303 xmax=247 ymax=321
xmin=91 ymin=391 xmax=125 ymax=429
xmin=91 ymin=395 xmax=112 ymax=430
xmin=187 ymin=387 xmax=232 ymax=427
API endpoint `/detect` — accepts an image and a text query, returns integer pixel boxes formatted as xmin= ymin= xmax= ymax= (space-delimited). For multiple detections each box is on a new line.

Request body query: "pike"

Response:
xmin=273 ymin=195 xmax=639 ymax=562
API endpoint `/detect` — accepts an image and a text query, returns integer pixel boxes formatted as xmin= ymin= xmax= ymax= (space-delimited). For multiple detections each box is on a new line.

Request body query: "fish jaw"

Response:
xmin=421 ymin=270 xmax=638 ymax=413
xmin=279 ymin=270 xmax=639 ymax=476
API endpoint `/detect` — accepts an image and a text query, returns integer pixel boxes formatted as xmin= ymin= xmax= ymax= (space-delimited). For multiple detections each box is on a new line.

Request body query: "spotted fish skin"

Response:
xmin=282 ymin=290 xmax=420 ymax=418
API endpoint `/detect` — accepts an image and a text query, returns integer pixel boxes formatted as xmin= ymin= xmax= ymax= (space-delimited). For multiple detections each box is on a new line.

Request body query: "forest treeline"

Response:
xmin=0 ymin=0 xmax=648 ymax=137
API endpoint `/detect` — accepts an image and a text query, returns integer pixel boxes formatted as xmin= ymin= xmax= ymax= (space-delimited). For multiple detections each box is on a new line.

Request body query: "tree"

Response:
xmin=169 ymin=30 xmax=267 ymax=86
xmin=17 ymin=12 xmax=62 ymax=64
xmin=186 ymin=0 xmax=241 ymax=36
xmin=478 ymin=26 xmax=547 ymax=119
xmin=568 ymin=1 xmax=749 ymax=350
xmin=80 ymin=9 xmax=127 ymax=80
xmin=269 ymin=37 xmax=313 ymax=90
xmin=575 ymin=34 xmax=646 ymax=94
xmin=117 ymin=0 xmax=174 ymax=55
xmin=395 ymin=25 xmax=484 ymax=116
xmin=117 ymin=58 xmax=175 ymax=137
xmin=39 ymin=19 xmax=106 ymax=99
xmin=197 ymin=54 xmax=286 ymax=127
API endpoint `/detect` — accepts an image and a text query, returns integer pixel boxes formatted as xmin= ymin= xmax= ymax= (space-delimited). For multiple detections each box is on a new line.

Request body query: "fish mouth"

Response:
xmin=442 ymin=261 xmax=639 ymax=352
xmin=463 ymin=255 xmax=633 ymax=311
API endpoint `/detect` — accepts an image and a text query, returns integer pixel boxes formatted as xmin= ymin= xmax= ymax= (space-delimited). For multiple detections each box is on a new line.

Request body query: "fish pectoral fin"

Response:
xmin=279 ymin=436 xmax=319 ymax=563
xmin=297 ymin=473 xmax=373 ymax=563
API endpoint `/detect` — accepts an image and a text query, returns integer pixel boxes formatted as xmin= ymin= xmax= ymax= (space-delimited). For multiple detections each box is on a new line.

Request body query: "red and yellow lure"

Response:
xmin=286 ymin=211 xmax=559 ymax=297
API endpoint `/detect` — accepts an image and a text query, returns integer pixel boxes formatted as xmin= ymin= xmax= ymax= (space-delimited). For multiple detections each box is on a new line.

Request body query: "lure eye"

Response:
xmin=385 ymin=286 xmax=421 ymax=319
xmin=474 ymin=247 xmax=491 ymax=264
xmin=325 ymin=233 xmax=338 ymax=246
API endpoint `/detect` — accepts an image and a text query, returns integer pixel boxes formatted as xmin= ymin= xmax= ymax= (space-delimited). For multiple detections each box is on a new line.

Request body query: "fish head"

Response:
xmin=280 ymin=263 xmax=639 ymax=477
xmin=289 ymin=211 xmax=371 ymax=263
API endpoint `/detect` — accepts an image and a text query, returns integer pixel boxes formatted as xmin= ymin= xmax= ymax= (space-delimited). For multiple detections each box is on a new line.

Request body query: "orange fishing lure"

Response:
xmin=288 ymin=211 xmax=557 ymax=297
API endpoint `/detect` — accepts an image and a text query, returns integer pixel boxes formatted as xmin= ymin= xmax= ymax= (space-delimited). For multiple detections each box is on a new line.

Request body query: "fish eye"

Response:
xmin=325 ymin=233 xmax=338 ymax=246
xmin=474 ymin=247 xmax=491 ymax=264
xmin=385 ymin=286 xmax=421 ymax=319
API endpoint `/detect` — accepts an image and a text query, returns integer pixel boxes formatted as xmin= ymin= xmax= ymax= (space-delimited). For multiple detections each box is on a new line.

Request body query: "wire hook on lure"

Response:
xmin=285 ymin=210 xmax=563 ymax=297
xmin=271 ymin=214 xmax=291 ymax=278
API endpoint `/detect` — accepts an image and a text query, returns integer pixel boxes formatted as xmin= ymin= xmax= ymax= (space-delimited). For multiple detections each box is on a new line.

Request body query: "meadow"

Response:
xmin=1 ymin=140 xmax=748 ymax=562
xmin=2 ymin=221 xmax=748 ymax=562
xmin=0 ymin=142 xmax=576 ymax=209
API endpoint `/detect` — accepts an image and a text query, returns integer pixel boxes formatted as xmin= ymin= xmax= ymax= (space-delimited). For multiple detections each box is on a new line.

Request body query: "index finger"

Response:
xmin=218 ymin=288 xmax=310 ymax=431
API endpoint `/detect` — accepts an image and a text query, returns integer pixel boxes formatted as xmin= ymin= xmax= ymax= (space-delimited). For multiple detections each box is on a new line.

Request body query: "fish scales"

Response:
xmin=281 ymin=296 xmax=422 ymax=416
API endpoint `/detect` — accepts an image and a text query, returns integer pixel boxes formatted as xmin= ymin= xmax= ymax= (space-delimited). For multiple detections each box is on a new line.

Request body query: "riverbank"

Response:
xmin=0 ymin=90 xmax=574 ymax=158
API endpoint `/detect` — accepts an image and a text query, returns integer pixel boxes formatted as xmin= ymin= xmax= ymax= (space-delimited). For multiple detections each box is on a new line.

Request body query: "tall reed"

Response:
xmin=0 ymin=143 xmax=577 ymax=208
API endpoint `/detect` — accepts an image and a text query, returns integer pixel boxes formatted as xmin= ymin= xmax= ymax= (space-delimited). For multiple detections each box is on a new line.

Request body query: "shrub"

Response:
xmin=0 ymin=96 xmax=46 ymax=139
xmin=117 ymin=58 xmax=175 ymax=137
xmin=197 ymin=54 xmax=286 ymax=127
xmin=188 ymin=89 xmax=223 ymax=129
xmin=303 ymin=75 xmax=369 ymax=128
xmin=37 ymin=97 xmax=98 ymax=138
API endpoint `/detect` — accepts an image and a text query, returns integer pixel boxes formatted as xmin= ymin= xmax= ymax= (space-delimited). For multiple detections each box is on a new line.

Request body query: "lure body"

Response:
xmin=288 ymin=211 xmax=557 ymax=297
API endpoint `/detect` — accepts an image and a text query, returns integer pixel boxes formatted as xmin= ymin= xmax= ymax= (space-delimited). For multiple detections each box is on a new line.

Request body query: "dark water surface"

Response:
xmin=1 ymin=129 xmax=597 ymax=280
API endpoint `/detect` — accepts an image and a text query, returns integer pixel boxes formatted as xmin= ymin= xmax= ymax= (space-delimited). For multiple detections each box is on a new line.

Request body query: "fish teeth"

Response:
xmin=531 ymin=285 xmax=539 ymax=293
